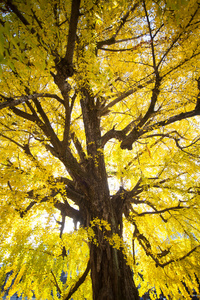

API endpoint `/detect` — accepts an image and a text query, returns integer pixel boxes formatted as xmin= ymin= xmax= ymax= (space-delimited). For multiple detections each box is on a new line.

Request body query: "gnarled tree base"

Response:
xmin=90 ymin=241 xmax=139 ymax=300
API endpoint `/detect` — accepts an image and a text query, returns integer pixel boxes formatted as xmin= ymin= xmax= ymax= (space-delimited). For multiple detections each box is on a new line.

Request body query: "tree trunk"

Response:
xmin=90 ymin=229 xmax=139 ymax=300
xmin=86 ymin=200 xmax=139 ymax=300
xmin=79 ymin=87 xmax=139 ymax=299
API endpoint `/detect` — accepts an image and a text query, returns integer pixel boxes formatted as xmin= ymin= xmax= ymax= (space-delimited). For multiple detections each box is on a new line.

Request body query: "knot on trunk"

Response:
xmin=53 ymin=58 xmax=74 ymax=83
xmin=57 ymin=61 xmax=74 ymax=79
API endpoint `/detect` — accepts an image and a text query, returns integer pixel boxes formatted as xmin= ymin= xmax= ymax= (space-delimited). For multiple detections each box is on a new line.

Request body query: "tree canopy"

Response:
xmin=0 ymin=0 xmax=200 ymax=299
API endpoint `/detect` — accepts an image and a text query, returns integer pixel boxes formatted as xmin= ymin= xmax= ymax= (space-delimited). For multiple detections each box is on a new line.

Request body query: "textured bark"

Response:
xmin=89 ymin=213 xmax=139 ymax=300
xmin=78 ymin=83 xmax=139 ymax=300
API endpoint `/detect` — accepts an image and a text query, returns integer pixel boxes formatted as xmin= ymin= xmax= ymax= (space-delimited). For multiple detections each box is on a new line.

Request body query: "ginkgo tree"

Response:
xmin=0 ymin=0 xmax=200 ymax=299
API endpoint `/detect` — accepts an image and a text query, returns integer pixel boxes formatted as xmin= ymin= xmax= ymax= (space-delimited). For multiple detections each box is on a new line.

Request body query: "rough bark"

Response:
xmin=90 ymin=224 xmax=139 ymax=300
xmin=79 ymin=86 xmax=139 ymax=299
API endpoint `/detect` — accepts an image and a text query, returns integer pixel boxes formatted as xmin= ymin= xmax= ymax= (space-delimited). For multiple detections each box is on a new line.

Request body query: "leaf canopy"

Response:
xmin=0 ymin=0 xmax=200 ymax=299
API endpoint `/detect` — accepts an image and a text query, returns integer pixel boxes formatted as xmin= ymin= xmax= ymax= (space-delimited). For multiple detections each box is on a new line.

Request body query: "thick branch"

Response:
xmin=50 ymin=176 xmax=86 ymax=205
xmin=71 ymin=132 xmax=87 ymax=163
xmin=11 ymin=101 xmax=85 ymax=182
xmin=54 ymin=199 xmax=83 ymax=224
xmin=11 ymin=106 xmax=37 ymax=123
xmin=101 ymin=126 xmax=127 ymax=148
xmin=13 ymin=101 xmax=61 ymax=156
xmin=31 ymin=8 xmax=43 ymax=29
xmin=119 ymin=107 xmax=200 ymax=150
xmin=62 ymin=89 xmax=71 ymax=146
xmin=63 ymin=186 xmax=86 ymax=206
xmin=6 ymin=0 xmax=34 ymax=31
xmin=0 ymin=93 xmax=64 ymax=110
xmin=54 ymin=0 xmax=80 ymax=80
xmin=64 ymin=0 xmax=80 ymax=65
xmin=146 ymin=109 xmax=200 ymax=133
xmin=99 ymin=46 xmax=145 ymax=52
xmin=19 ymin=187 xmax=83 ymax=222
xmin=97 ymin=35 xmax=146 ymax=49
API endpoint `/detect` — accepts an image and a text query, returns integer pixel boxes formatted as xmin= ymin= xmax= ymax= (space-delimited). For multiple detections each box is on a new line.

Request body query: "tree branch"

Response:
xmin=64 ymin=0 xmax=80 ymax=65
xmin=100 ymin=77 xmax=154 ymax=116
xmin=160 ymin=245 xmax=200 ymax=268
xmin=19 ymin=186 xmax=83 ymax=222
xmin=143 ymin=132 xmax=200 ymax=158
xmin=97 ymin=34 xmax=146 ymax=49
xmin=54 ymin=0 xmax=80 ymax=80
xmin=11 ymin=106 xmax=37 ymax=123
xmin=63 ymin=260 xmax=90 ymax=300
xmin=120 ymin=74 xmax=161 ymax=150
xmin=46 ymin=175 xmax=86 ymax=206
xmin=62 ymin=89 xmax=71 ymax=147
xmin=12 ymin=101 xmax=83 ymax=181
xmin=136 ymin=204 xmax=190 ymax=217
xmin=51 ymin=270 xmax=62 ymax=295
xmin=119 ymin=105 xmax=200 ymax=151
xmin=0 ymin=133 xmax=36 ymax=160
xmin=32 ymin=98 xmax=61 ymax=150
xmin=96 ymin=2 xmax=139 ymax=50
xmin=157 ymin=6 xmax=200 ymax=70
xmin=132 ymin=224 xmax=170 ymax=266
xmin=143 ymin=1 xmax=157 ymax=73
xmin=71 ymin=132 xmax=87 ymax=163
xmin=0 ymin=93 xmax=64 ymax=110
xmin=5 ymin=0 xmax=34 ymax=31
xmin=146 ymin=109 xmax=200 ymax=133
xmin=5 ymin=0 xmax=49 ymax=52
xmin=19 ymin=189 xmax=59 ymax=217
xmin=54 ymin=197 xmax=83 ymax=221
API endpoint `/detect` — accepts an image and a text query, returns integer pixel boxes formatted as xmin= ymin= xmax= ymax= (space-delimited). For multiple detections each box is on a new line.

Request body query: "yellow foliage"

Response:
xmin=0 ymin=0 xmax=200 ymax=299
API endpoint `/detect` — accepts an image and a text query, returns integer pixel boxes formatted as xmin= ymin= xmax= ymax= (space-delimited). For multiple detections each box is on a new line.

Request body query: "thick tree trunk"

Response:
xmin=90 ymin=231 xmax=139 ymax=300
xmin=87 ymin=202 xmax=139 ymax=300
xmin=79 ymin=87 xmax=139 ymax=299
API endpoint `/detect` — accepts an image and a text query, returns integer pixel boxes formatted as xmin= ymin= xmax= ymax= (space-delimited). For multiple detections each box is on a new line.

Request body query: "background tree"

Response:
xmin=0 ymin=0 xmax=200 ymax=299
